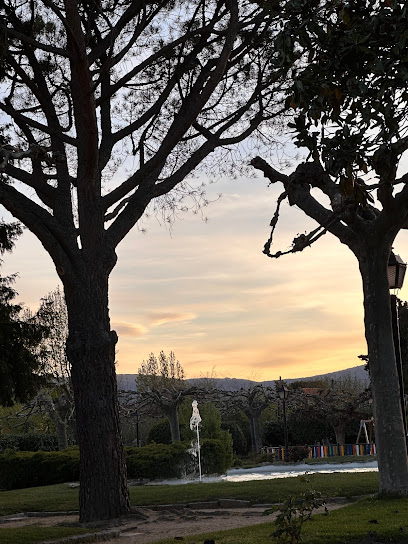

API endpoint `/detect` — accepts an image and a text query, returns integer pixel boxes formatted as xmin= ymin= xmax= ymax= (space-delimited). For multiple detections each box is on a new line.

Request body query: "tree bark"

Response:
xmin=247 ymin=412 xmax=262 ymax=454
xmin=56 ymin=420 xmax=68 ymax=450
xmin=358 ymin=245 xmax=408 ymax=494
xmin=165 ymin=404 xmax=181 ymax=443
xmin=65 ymin=263 xmax=130 ymax=521
xmin=332 ymin=421 xmax=346 ymax=445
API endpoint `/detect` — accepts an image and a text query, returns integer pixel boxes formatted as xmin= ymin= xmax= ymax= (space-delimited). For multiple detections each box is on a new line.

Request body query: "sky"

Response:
xmin=2 ymin=167 xmax=408 ymax=382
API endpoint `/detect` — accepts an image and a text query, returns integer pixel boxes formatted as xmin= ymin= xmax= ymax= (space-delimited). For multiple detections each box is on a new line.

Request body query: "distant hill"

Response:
xmin=117 ymin=365 xmax=368 ymax=392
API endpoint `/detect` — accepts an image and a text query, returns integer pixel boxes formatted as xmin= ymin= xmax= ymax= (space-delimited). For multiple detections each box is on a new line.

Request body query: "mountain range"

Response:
xmin=117 ymin=364 xmax=368 ymax=392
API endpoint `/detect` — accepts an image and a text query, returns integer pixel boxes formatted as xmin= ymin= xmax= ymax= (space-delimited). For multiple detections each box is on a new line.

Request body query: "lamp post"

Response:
xmin=387 ymin=251 xmax=408 ymax=447
xmin=277 ymin=377 xmax=289 ymax=461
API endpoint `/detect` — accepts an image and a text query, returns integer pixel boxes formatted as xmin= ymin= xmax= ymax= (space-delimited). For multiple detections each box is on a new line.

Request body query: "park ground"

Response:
xmin=2 ymin=460 xmax=408 ymax=544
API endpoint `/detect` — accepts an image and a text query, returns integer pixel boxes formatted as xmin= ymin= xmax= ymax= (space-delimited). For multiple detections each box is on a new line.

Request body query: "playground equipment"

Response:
xmin=356 ymin=418 xmax=374 ymax=444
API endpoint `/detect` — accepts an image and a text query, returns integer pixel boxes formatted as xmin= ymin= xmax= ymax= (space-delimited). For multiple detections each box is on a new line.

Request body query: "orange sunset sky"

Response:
xmin=2 ymin=165 xmax=408 ymax=382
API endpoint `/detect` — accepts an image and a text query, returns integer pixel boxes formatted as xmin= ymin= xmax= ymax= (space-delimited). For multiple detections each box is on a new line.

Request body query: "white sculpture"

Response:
xmin=190 ymin=399 xmax=202 ymax=481
xmin=190 ymin=399 xmax=202 ymax=429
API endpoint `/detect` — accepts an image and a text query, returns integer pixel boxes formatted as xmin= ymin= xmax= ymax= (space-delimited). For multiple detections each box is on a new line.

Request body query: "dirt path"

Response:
xmin=1 ymin=503 xmax=347 ymax=544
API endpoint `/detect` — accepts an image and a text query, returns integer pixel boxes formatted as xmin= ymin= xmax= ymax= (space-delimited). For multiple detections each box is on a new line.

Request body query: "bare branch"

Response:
xmin=250 ymin=156 xmax=289 ymax=184
xmin=4 ymin=26 xmax=71 ymax=57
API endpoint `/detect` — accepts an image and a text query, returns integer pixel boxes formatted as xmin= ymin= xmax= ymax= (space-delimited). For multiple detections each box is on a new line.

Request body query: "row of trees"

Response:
xmin=1 ymin=0 xmax=408 ymax=520
xmin=119 ymin=352 xmax=373 ymax=452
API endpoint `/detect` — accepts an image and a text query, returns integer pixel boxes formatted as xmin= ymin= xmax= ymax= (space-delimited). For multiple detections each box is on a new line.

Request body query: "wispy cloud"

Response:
xmin=113 ymin=322 xmax=148 ymax=337
xmin=147 ymin=312 xmax=197 ymax=327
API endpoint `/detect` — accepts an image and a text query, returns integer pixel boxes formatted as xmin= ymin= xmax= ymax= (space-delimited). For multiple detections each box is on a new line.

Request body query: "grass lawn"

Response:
xmin=0 ymin=464 xmax=381 ymax=544
xmin=0 ymin=527 xmax=97 ymax=544
xmin=0 ymin=472 xmax=379 ymax=515
xmin=152 ymin=497 xmax=408 ymax=544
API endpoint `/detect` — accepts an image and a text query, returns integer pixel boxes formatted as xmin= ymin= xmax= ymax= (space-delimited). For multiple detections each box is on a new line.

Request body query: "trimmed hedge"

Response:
xmin=201 ymin=432 xmax=233 ymax=475
xmin=0 ymin=448 xmax=80 ymax=490
xmin=0 ymin=437 xmax=233 ymax=490
xmin=0 ymin=433 xmax=58 ymax=452
xmin=126 ymin=442 xmax=192 ymax=480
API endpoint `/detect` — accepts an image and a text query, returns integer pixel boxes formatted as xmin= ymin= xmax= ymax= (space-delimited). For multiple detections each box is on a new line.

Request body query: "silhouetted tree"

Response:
xmin=30 ymin=287 xmax=74 ymax=449
xmin=224 ymin=385 xmax=275 ymax=453
xmin=0 ymin=222 xmax=46 ymax=405
xmin=289 ymin=380 xmax=371 ymax=445
xmin=397 ymin=300 xmax=408 ymax=394
xmin=0 ymin=0 xmax=284 ymax=520
xmin=252 ymin=0 xmax=408 ymax=495
xmin=136 ymin=351 xmax=195 ymax=442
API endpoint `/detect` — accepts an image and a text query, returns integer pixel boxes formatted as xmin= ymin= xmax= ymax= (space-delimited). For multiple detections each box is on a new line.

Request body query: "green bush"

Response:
xmin=0 ymin=436 xmax=234 ymax=490
xmin=222 ymin=421 xmax=248 ymax=455
xmin=147 ymin=419 xmax=172 ymax=445
xmin=125 ymin=442 xmax=191 ymax=480
xmin=0 ymin=448 xmax=80 ymax=490
xmin=126 ymin=436 xmax=233 ymax=480
xmin=201 ymin=432 xmax=233 ymax=475
xmin=0 ymin=433 xmax=58 ymax=452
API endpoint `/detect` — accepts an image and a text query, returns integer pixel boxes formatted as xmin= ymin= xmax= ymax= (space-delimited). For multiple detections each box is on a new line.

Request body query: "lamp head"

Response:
xmin=388 ymin=252 xmax=407 ymax=290
xmin=278 ymin=382 xmax=289 ymax=400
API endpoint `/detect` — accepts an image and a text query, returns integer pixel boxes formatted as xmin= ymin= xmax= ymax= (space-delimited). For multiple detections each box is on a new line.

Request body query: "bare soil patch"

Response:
xmin=0 ymin=503 xmax=346 ymax=543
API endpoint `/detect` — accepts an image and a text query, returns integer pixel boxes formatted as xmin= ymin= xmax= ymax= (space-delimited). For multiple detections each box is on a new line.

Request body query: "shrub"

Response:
xmin=125 ymin=442 xmax=191 ymax=480
xmin=126 ymin=435 xmax=233 ymax=480
xmin=288 ymin=445 xmax=311 ymax=463
xmin=266 ymin=490 xmax=327 ymax=544
xmin=0 ymin=436 xmax=234 ymax=490
xmin=0 ymin=433 xmax=58 ymax=452
xmin=200 ymin=432 xmax=233 ymax=475
xmin=0 ymin=448 xmax=80 ymax=490
xmin=147 ymin=419 xmax=172 ymax=445
xmin=222 ymin=421 xmax=248 ymax=455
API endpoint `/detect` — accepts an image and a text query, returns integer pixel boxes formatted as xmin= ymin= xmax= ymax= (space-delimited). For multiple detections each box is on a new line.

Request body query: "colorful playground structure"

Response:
xmin=262 ymin=442 xmax=376 ymax=461
xmin=262 ymin=419 xmax=376 ymax=460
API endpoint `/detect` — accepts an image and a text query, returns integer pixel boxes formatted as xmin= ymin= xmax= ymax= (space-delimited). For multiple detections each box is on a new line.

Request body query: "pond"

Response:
xmin=223 ymin=460 xmax=378 ymax=482
xmin=147 ymin=460 xmax=378 ymax=485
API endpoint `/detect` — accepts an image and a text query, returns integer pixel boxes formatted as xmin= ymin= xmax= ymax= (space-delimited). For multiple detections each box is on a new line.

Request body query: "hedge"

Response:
xmin=0 ymin=433 xmax=58 ymax=452
xmin=0 ymin=447 xmax=80 ymax=490
xmin=0 ymin=437 xmax=233 ymax=490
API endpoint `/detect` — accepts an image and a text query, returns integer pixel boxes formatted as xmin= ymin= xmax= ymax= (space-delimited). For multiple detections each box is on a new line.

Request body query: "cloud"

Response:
xmin=113 ymin=322 xmax=149 ymax=337
xmin=147 ymin=312 xmax=197 ymax=326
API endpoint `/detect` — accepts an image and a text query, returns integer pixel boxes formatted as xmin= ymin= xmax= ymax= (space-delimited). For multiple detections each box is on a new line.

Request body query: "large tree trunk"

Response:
xmin=45 ymin=397 xmax=68 ymax=450
xmin=65 ymin=266 xmax=130 ymax=522
xmin=165 ymin=404 xmax=181 ymax=442
xmin=332 ymin=421 xmax=346 ymax=445
xmin=55 ymin=420 xmax=68 ymax=450
xmin=358 ymin=246 xmax=408 ymax=494
xmin=247 ymin=412 xmax=262 ymax=454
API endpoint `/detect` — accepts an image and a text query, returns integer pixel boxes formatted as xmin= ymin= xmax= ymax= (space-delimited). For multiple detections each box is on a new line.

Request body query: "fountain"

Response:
xmin=189 ymin=399 xmax=202 ymax=481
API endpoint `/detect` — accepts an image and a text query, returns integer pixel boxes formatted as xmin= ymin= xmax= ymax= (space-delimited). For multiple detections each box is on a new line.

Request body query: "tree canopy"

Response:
xmin=252 ymin=0 xmax=408 ymax=495
xmin=0 ymin=0 xmax=285 ymax=521
xmin=0 ymin=221 xmax=46 ymax=405
xmin=137 ymin=350 xmax=185 ymax=391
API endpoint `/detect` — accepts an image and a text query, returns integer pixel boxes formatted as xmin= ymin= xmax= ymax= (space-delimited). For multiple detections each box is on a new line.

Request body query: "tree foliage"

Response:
xmin=397 ymin=300 xmax=408 ymax=394
xmin=264 ymin=0 xmax=408 ymax=189
xmin=135 ymin=351 xmax=193 ymax=442
xmin=288 ymin=379 xmax=371 ymax=444
xmin=0 ymin=0 xmax=284 ymax=519
xmin=34 ymin=287 xmax=70 ymax=382
xmin=251 ymin=0 xmax=408 ymax=494
xmin=222 ymin=385 xmax=276 ymax=453
xmin=0 ymin=221 xmax=46 ymax=406
xmin=137 ymin=351 xmax=185 ymax=392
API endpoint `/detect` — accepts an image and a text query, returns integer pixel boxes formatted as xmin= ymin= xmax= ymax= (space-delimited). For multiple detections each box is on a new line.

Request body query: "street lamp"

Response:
xmin=388 ymin=251 xmax=408 ymax=447
xmin=277 ymin=377 xmax=289 ymax=461
xmin=388 ymin=252 xmax=407 ymax=290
